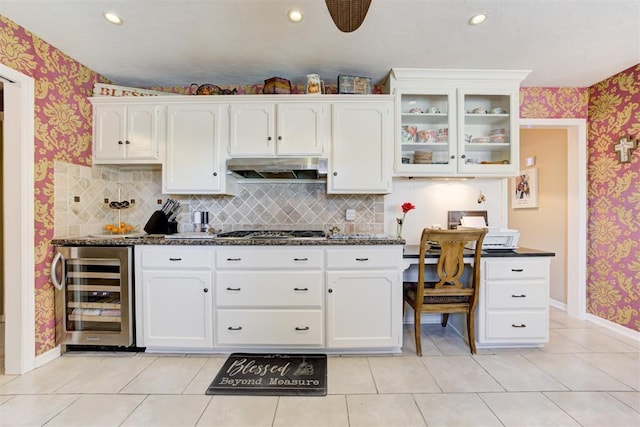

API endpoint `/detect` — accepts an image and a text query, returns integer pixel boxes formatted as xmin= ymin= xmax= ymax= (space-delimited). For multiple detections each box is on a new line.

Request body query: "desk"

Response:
xmin=402 ymin=246 xmax=555 ymax=348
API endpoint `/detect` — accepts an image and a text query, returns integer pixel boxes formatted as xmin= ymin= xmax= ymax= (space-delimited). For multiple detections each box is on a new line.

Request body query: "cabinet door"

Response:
xmin=276 ymin=103 xmax=327 ymax=155
xmin=140 ymin=270 xmax=213 ymax=348
xmin=394 ymin=89 xmax=457 ymax=176
xmin=228 ymin=103 xmax=275 ymax=156
xmin=326 ymin=271 xmax=401 ymax=349
xmin=329 ymin=101 xmax=393 ymax=194
xmin=124 ymin=105 xmax=160 ymax=161
xmin=93 ymin=105 xmax=127 ymax=162
xmin=164 ymin=104 xmax=225 ymax=194
xmin=457 ymin=89 xmax=519 ymax=175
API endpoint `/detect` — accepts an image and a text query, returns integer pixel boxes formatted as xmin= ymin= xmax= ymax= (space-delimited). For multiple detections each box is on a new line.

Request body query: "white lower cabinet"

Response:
xmin=477 ymin=258 xmax=550 ymax=346
xmin=214 ymin=247 xmax=326 ymax=349
xmin=325 ymin=247 xmax=403 ymax=350
xmin=135 ymin=246 xmax=213 ymax=349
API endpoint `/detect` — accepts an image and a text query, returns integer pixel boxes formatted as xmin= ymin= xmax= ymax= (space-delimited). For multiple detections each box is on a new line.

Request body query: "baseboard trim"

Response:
xmin=35 ymin=345 xmax=61 ymax=368
xmin=586 ymin=314 xmax=640 ymax=342
xmin=549 ymin=299 xmax=567 ymax=311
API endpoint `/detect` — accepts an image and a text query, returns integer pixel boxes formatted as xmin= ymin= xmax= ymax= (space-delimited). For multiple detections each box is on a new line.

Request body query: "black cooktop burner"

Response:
xmin=216 ymin=230 xmax=327 ymax=239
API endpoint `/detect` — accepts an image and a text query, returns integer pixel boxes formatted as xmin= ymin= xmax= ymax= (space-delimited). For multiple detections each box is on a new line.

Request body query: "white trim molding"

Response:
xmin=1 ymin=65 xmax=36 ymax=374
xmin=519 ymin=118 xmax=588 ymax=320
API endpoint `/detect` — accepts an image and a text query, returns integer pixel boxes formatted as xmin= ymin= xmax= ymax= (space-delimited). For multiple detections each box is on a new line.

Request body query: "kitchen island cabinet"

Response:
xmin=228 ymin=100 xmax=329 ymax=156
xmin=92 ymin=102 xmax=162 ymax=164
xmin=135 ymin=246 xmax=214 ymax=350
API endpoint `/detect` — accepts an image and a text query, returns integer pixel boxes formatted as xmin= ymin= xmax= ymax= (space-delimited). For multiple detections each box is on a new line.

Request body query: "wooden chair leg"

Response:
xmin=441 ymin=313 xmax=449 ymax=327
xmin=467 ymin=311 xmax=477 ymax=354
xmin=414 ymin=308 xmax=422 ymax=357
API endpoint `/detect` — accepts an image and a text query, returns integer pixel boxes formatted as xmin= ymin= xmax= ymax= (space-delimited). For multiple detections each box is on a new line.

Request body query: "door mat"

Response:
xmin=206 ymin=353 xmax=327 ymax=396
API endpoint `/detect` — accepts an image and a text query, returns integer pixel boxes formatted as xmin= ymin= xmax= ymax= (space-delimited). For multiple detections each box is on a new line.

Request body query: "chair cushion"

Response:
xmin=403 ymin=282 xmax=470 ymax=305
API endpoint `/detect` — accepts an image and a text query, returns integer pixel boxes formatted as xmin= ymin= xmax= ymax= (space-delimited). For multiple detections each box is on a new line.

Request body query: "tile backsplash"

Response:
xmin=54 ymin=162 xmax=384 ymax=237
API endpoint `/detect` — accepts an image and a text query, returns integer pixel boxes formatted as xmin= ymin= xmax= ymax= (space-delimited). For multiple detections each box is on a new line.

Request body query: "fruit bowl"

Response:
xmin=103 ymin=222 xmax=136 ymax=235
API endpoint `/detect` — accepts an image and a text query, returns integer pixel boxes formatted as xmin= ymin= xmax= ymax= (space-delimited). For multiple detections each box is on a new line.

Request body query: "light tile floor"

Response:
xmin=0 ymin=309 xmax=638 ymax=426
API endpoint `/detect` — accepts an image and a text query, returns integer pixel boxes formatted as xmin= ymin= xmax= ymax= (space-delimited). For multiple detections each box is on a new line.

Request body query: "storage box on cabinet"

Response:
xmin=216 ymin=309 xmax=324 ymax=346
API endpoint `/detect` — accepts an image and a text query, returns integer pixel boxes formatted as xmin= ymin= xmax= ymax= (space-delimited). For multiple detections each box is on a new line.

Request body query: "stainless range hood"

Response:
xmin=226 ymin=157 xmax=328 ymax=180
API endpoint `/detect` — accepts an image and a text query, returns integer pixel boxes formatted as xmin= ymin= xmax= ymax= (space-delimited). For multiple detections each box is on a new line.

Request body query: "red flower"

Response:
xmin=401 ymin=202 xmax=416 ymax=214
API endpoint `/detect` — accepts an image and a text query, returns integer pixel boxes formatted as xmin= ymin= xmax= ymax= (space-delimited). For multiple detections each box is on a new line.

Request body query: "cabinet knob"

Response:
xmin=213 ymin=172 xmax=218 ymax=177
xmin=267 ymin=136 xmax=272 ymax=141
xmin=118 ymin=140 xmax=124 ymax=145
xmin=461 ymin=154 xmax=466 ymax=159
xmin=203 ymin=288 xmax=209 ymax=293
xmin=328 ymin=288 xmax=333 ymax=293
xmin=450 ymin=155 xmax=455 ymax=159
xmin=125 ymin=140 xmax=131 ymax=145
xmin=278 ymin=136 xmax=282 ymax=140
xmin=333 ymin=172 xmax=338 ymax=176
xmin=228 ymin=326 xmax=242 ymax=331
xmin=295 ymin=326 xmax=310 ymax=331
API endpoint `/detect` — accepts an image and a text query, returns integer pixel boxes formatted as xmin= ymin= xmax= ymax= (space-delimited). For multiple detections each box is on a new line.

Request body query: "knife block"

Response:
xmin=144 ymin=210 xmax=178 ymax=235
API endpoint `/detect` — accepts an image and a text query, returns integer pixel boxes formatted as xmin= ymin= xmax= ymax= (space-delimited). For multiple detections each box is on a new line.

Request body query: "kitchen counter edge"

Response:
xmin=51 ymin=236 xmax=406 ymax=246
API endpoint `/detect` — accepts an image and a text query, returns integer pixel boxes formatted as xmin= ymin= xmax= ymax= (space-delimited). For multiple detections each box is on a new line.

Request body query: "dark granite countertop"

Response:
xmin=51 ymin=235 xmax=406 ymax=247
xmin=403 ymin=245 xmax=555 ymax=258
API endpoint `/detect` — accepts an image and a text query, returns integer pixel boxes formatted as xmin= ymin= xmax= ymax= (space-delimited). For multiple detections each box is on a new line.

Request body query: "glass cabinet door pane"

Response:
xmin=460 ymin=93 xmax=513 ymax=170
xmin=398 ymin=92 xmax=456 ymax=174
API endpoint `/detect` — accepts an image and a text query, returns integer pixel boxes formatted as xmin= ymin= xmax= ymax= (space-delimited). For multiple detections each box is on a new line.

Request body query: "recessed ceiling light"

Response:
xmin=468 ymin=13 xmax=487 ymax=25
xmin=103 ymin=11 xmax=123 ymax=25
xmin=288 ymin=8 xmax=303 ymax=23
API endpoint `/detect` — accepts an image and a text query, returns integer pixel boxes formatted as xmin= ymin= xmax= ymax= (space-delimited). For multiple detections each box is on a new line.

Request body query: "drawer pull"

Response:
xmin=293 ymin=258 xmax=309 ymax=261
xmin=226 ymin=287 xmax=241 ymax=291
xmin=511 ymin=268 xmax=524 ymax=272
xmin=511 ymin=324 xmax=527 ymax=328
xmin=293 ymin=287 xmax=309 ymax=291
xmin=295 ymin=326 xmax=310 ymax=331
xmin=355 ymin=257 xmax=369 ymax=261
xmin=226 ymin=258 xmax=242 ymax=261
xmin=168 ymin=257 xmax=182 ymax=261
xmin=227 ymin=326 xmax=243 ymax=331
xmin=511 ymin=294 xmax=527 ymax=298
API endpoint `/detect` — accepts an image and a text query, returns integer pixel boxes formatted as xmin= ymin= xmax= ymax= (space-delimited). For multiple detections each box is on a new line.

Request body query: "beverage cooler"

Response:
xmin=51 ymin=246 xmax=134 ymax=350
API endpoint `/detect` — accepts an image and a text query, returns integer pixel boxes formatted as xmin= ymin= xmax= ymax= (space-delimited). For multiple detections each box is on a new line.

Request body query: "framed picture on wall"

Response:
xmin=512 ymin=168 xmax=538 ymax=208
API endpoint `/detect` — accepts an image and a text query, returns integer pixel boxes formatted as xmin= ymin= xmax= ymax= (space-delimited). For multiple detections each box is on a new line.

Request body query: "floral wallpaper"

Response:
xmin=585 ymin=64 xmax=639 ymax=331
xmin=0 ymin=16 xmax=104 ymax=354
xmin=519 ymin=87 xmax=588 ymax=119
xmin=0 ymin=14 xmax=637 ymax=360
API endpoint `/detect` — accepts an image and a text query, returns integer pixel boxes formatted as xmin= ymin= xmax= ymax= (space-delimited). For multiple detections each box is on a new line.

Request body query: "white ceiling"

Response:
xmin=1 ymin=0 xmax=639 ymax=89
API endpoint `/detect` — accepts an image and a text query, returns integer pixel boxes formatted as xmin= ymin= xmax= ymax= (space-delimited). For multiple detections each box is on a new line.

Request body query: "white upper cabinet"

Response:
xmin=163 ymin=103 xmax=235 ymax=195
xmin=328 ymin=98 xmax=394 ymax=194
xmin=386 ymin=68 xmax=530 ymax=177
xmin=228 ymin=98 xmax=328 ymax=156
xmin=92 ymin=102 xmax=162 ymax=164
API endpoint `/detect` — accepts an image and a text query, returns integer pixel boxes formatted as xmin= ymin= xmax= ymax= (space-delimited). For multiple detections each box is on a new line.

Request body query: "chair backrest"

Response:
xmin=417 ymin=228 xmax=487 ymax=293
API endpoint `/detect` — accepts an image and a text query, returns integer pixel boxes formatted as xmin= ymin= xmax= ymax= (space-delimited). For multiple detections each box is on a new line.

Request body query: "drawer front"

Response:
xmin=485 ymin=259 xmax=548 ymax=280
xmin=216 ymin=249 xmax=324 ymax=269
xmin=485 ymin=311 xmax=548 ymax=340
xmin=139 ymin=247 xmax=212 ymax=269
xmin=326 ymin=248 xmax=401 ymax=269
xmin=485 ymin=281 xmax=548 ymax=309
xmin=216 ymin=309 xmax=324 ymax=346
xmin=216 ymin=271 xmax=323 ymax=307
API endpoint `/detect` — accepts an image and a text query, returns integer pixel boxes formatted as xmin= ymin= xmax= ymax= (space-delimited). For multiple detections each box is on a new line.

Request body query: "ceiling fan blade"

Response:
xmin=325 ymin=0 xmax=372 ymax=33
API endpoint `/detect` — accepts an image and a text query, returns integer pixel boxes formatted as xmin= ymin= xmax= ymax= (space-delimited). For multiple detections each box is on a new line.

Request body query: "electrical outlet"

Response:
xmin=345 ymin=209 xmax=356 ymax=221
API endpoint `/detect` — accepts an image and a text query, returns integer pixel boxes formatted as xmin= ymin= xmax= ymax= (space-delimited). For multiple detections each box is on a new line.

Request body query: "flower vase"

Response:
xmin=396 ymin=218 xmax=403 ymax=238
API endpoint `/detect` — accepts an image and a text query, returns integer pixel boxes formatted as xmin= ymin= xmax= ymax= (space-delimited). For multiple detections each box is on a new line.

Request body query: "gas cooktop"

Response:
xmin=215 ymin=230 xmax=327 ymax=240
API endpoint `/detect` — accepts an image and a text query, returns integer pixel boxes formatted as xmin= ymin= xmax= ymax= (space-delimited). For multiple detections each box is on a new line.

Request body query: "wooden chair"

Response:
xmin=403 ymin=227 xmax=487 ymax=355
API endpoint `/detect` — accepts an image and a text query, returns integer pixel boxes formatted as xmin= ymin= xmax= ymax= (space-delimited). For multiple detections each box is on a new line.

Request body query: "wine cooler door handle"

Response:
xmin=50 ymin=252 xmax=65 ymax=290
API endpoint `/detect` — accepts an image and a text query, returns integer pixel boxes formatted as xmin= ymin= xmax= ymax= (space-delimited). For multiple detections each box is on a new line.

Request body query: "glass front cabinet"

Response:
xmin=386 ymin=69 xmax=530 ymax=177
